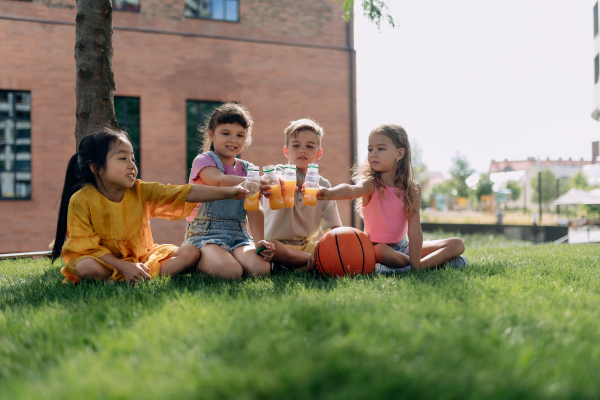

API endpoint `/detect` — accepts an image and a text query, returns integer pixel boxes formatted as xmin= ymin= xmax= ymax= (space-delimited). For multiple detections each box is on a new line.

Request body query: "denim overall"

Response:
xmin=183 ymin=151 xmax=254 ymax=252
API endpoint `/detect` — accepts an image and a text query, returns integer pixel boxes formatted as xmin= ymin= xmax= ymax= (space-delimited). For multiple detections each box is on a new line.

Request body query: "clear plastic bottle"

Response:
xmin=264 ymin=165 xmax=284 ymax=210
xmin=243 ymin=164 xmax=261 ymax=212
xmin=303 ymin=163 xmax=319 ymax=206
xmin=283 ymin=164 xmax=297 ymax=208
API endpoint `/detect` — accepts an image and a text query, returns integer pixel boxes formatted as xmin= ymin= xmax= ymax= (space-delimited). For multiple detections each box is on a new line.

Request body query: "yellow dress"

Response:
xmin=61 ymin=180 xmax=196 ymax=283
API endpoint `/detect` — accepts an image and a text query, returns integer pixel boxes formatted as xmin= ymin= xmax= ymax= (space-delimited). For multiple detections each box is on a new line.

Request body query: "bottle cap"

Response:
xmin=263 ymin=165 xmax=274 ymax=173
xmin=308 ymin=163 xmax=319 ymax=169
xmin=285 ymin=164 xmax=297 ymax=169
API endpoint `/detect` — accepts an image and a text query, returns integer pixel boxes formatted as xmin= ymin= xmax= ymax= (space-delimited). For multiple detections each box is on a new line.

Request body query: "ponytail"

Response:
xmin=51 ymin=128 xmax=131 ymax=264
xmin=51 ymin=154 xmax=82 ymax=263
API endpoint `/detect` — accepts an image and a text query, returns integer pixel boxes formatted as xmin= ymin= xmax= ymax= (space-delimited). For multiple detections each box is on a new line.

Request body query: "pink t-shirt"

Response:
xmin=186 ymin=153 xmax=247 ymax=222
xmin=362 ymin=185 xmax=408 ymax=244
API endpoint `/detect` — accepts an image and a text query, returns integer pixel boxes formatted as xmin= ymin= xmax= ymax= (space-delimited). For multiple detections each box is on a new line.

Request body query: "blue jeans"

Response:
xmin=183 ymin=151 xmax=253 ymax=252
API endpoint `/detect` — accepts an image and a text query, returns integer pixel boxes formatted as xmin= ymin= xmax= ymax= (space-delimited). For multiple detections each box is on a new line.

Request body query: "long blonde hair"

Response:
xmin=353 ymin=124 xmax=420 ymax=214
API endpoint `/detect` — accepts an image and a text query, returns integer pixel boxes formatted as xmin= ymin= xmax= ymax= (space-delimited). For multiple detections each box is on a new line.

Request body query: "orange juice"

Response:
xmin=303 ymin=188 xmax=318 ymax=206
xmin=269 ymin=185 xmax=284 ymax=210
xmin=244 ymin=191 xmax=260 ymax=211
xmin=283 ymin=180 xmax=296 ymax=208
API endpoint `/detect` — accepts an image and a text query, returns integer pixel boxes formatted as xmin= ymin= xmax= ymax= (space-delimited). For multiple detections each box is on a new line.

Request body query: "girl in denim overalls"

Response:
xmin=183 ymin=103 xmax=274 ymax=279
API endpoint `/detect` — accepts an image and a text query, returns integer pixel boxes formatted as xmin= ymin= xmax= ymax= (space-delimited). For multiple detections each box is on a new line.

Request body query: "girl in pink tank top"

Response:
xmin=306 ymin=124 xmax=467 ymax=272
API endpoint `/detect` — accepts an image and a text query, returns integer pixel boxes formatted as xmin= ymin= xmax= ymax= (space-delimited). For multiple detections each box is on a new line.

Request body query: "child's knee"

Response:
xmin=373 ymin=243 xmax=389 ymax=263
xmin=76 ymin=258 xmax=111 ymax=281
xmin=199 ymin=258 xmax=243 ymax=279
xmin=450 ymin=237 xmax=465 ymax=255
xmin=179 ymin=244 xmax=200 ymax=264
xmin=242 ymin=259 xmax=270 ymax=277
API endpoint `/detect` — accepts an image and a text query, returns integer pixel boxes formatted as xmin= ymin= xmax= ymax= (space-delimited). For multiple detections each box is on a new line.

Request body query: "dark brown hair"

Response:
xmin=200 ymin=102 xmax=253 ymax=153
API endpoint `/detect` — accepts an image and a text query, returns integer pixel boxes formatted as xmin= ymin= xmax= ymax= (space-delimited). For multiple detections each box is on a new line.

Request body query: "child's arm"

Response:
xmin=199 ymin=167 xmax=245 ymax=187
xmin=406 ymin=186 xmax=423 ymax=269
xmin=314 ymin=179 xmax=374 ymax=201
xmin=186 ymin=184 xmax=247 ymax=202
xmin=246 ymin=204 xmax=274 ymax=261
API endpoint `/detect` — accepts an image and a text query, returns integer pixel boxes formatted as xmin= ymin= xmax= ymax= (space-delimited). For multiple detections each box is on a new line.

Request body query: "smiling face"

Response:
xmin=367 ymin=132 xmax=405 ymax=173
xmin=209 ymin=123 xmax=247 ymax=164
xmin=97 ymin=137 xmax=138 ymax=189
xmin=284 ymin=129 xmax=323 ymax=169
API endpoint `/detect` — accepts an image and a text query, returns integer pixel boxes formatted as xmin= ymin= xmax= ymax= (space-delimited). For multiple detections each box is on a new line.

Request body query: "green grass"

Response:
xmin=1 ymin=239 xmax=600 ymax=399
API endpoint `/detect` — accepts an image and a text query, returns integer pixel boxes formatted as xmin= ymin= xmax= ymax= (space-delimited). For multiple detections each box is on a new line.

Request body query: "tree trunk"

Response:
xmin=74 ymin=0 xmax=118 ymax=149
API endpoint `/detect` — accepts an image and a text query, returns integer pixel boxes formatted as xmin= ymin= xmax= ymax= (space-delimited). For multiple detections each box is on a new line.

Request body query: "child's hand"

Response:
xmin=231 ymin=185 xmax=249 ymax=200
xmin=121 ymin=262 xmax=151 ymax=284
xmin=316 ymin=187 xmax=329 ymax=200
xmin=260 ymin=177 xmax=272 ymax=198
xmin=257 ymin=240 xmax=275 ymax=262
xmin=301 ymin=184 xmax=328 ymax=200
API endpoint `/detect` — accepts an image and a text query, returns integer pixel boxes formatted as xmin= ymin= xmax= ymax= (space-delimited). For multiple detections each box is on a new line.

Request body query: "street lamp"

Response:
xmin=537 ymin=158 xmax=542 ymax=225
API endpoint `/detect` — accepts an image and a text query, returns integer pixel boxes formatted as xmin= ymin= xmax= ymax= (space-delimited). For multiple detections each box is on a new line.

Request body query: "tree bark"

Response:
xmin=74 ymin=0 xmax=118 ymax=149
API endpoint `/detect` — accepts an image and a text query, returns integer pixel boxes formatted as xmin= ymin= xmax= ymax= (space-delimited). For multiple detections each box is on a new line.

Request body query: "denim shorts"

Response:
xmin=392 ymin=236 xmax=411 ymax=273
xmin=183 ymin=220 xmax=253 ymax=253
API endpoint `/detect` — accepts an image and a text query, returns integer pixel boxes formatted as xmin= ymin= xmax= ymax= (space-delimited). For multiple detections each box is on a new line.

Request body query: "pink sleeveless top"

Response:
xmin=362 ymin=185 xmax=408 ymax=244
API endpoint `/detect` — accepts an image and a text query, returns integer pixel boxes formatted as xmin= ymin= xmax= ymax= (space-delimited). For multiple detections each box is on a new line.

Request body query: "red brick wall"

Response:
xmin=0 ymin=0 xmax=355 ymax=253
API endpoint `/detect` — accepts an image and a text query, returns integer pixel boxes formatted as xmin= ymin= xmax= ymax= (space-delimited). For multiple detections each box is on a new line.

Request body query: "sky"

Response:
xmin=354 ymin=0 xmax=600 ymax=176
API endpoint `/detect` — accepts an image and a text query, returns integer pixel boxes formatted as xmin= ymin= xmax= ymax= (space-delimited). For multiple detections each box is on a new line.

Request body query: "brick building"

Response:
xmin=0 ymin=0 xmax=357 ymax=253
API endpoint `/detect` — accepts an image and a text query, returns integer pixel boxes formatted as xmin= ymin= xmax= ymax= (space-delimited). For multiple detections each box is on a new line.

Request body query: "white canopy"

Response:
xmin=552 ymin=188 xmax=600 ymax=206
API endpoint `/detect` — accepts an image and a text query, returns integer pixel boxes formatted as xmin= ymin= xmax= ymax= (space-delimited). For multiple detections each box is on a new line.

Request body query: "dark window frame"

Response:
xmin=114 ymin=96 xmax=141 ymax=177
xmin=0 ymin=90 xmax=32 ymax=201
xmin=184 ymin=0 xmax=240 ymax=23
xmin=112 ymin=0 xmax=140 ymax=13
xmin=595 ymin=2 xmax=599 ymax=37
xmin=594 ymin=54 xmax=600 ymax=85
xmin=186 ymin=100 xmax=222 ymax=174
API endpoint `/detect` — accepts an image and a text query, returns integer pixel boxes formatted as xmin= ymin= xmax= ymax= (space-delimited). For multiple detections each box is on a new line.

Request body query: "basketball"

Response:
xmin=314 ymin=227 xmax=376 ymax=277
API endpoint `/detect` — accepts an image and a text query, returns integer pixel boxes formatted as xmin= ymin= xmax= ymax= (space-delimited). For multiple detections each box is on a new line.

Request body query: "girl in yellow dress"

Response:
xmin=51 ymin=128 xmax=247 ymax=284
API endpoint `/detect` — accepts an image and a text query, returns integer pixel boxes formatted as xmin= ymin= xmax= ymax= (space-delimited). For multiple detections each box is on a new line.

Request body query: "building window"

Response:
xmin=186 ymin=101 xmax=221 ymax=172
xmin=594 ymin=55 xmax=600 ymax=84
xmin=112 ymin=0 xmax=140 ymax=12
xmin=0 ymin=90 xmax=31 ymax=199
xmin=114 ymin=97 xmax=141 ymax=176
xmin=185 ymin=0 xmax=239 ymax=22
xmin=595 ymin=3 xmax=599 ymax=37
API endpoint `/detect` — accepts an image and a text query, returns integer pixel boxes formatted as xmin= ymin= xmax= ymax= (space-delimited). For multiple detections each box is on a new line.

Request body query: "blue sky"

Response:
xmin=354 ymin=1 xmax=599 ymax=175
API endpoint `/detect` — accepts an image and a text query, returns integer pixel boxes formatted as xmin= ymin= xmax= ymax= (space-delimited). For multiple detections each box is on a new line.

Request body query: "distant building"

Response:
xmin=488 ymin=158 xmax=592 ymax=209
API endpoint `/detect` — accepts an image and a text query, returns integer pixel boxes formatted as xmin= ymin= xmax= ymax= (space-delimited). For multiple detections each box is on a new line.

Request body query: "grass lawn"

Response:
xmin=1 ymin=237 xmax=600 ymax=399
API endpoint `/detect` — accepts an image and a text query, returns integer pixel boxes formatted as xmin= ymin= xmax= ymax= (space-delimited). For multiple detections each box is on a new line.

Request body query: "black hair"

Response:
xmin=51 ymin=128 xmax=130 ymax=263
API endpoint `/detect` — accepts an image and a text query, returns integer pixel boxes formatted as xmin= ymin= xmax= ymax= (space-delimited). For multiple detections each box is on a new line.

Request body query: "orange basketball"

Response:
xmin=314 ymin=227 xmax=376 ymax=277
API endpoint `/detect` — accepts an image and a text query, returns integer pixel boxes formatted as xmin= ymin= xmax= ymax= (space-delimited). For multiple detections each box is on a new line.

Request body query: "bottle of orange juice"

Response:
xmin=243 ymin=165 xmax=261 ymax=212
xmin=283 ymin=164 xmax=297 ymax=208
xmin=303 ymin=163 xmax=319 ymax=206
xmin=264 ymin=165 xmax=284 ymax=210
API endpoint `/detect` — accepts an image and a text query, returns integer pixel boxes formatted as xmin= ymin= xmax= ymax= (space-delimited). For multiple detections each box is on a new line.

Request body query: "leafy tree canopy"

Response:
xmin=531 ymin=169 xmax=558 ymax=206
xmin=570 ymin=170 xmax=589 ymax=190
xmin=337 ymin=0 xmax=395 ymax=29
xmin=506 ymin=180 xmax=521 ymax=202
xmin=450 ymin=153 xmax=474 ymax=198
xmin=476 ymin=174 xmax=494 ymax=199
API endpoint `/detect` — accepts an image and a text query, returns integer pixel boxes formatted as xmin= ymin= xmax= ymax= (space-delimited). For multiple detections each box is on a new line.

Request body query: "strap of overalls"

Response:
xmin=205 ymin=151 xmax=250 ymax=174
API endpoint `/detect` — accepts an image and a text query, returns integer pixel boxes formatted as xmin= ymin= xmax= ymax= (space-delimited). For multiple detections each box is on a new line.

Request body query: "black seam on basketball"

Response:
xmin=352 ymin=230 xmax=366 ymax=274
xmin=316 ymin=243 xmax=325 ymax=276
xmin=334 ymin=231 xmax=347 ymax=276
